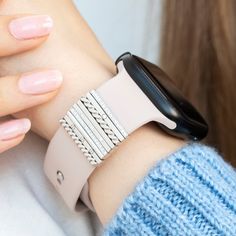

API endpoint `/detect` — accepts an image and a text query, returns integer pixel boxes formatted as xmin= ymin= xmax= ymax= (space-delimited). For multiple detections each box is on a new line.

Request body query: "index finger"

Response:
xmin=0 ymin=14 xmax=53 ymax=57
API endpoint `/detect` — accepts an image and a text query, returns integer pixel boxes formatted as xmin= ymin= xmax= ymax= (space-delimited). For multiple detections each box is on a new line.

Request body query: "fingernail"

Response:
xmin=0 ymin=119 xmax=31 ymax=141
xmin=9 ymin=15 xmax=53 ymax=40
xmin=18 ymin=70 xmax=63 ymax=95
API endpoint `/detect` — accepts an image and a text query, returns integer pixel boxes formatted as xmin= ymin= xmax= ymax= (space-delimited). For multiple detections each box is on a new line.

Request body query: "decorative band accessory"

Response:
xmin=60 ymin=90 xmax=128 ymax=166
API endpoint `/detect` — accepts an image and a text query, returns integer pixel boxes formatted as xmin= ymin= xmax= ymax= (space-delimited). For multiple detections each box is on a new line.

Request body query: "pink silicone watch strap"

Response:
xmin=44 ymin=126 xmax=95 ymax=211
xmin=44 ymin=62 xmax=176 ymax=211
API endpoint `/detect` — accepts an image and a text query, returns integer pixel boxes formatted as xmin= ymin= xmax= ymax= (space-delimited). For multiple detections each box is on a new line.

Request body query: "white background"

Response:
xmin=74 ymin=0 xmax=162 ymax=62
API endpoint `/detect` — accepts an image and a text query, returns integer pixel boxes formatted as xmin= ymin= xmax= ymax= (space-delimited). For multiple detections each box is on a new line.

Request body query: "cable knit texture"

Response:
xmin=104 ymin=143 xmax=236 ymax=235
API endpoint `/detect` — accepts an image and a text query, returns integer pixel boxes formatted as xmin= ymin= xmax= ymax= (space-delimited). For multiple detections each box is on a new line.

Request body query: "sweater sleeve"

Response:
xmin=103 ymin=143 xmax=236 ymax=236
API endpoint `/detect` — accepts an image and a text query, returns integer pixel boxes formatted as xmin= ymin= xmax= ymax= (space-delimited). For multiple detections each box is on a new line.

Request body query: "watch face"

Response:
xmin=134 ymin=56 xmax=205 ymax=124
xmin=117 ymin=53 xmax=208 ymax=140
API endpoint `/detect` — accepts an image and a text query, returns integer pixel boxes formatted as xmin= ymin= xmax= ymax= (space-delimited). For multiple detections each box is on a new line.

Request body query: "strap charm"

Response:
xmin=60 ymin=90 xmax=128 ymax=166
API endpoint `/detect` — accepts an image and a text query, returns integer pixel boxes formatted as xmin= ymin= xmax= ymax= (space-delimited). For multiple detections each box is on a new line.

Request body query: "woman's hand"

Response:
xmin=0 ymin=1 xmax=115 ymax=140
xmin=0 ymin=14 xmax=63 ymax=153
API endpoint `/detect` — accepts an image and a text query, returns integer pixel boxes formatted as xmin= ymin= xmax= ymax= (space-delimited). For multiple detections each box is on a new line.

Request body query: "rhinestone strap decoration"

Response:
xmin=60 ymin=90 xmax=128 ymax=166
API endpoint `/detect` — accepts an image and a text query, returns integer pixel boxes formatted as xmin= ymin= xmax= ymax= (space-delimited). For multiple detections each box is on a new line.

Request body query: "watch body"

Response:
xmin=116 ymin=53 xmax=208 ymax=140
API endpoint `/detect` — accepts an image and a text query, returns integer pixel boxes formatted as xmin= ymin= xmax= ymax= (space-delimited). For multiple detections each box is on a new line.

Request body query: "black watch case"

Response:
xmin=116 ymin=52 xmax=208 ymax=141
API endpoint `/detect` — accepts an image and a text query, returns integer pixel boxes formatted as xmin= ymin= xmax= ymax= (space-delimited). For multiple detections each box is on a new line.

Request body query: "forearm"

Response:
xmin=0 ymin=0 xmax=185 ymax=224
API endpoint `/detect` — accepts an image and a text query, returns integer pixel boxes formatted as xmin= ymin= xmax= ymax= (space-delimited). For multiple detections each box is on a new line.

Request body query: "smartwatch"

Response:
xmin=44 ymin=52 xmax=208 ymax=211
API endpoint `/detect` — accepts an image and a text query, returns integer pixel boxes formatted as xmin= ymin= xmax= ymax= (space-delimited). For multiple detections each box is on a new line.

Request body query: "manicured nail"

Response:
xmin=0 ymin=119 xmax=31 ymax=141
xmin=18 ymin=70 xmax=63 ymax=95
xmin=9 ymin=15 xmax=53 ymax=40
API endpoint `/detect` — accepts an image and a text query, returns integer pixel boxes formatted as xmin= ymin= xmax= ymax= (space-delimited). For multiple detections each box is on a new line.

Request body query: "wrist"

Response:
xmin=30 ymin=58 xmax=115 ymax=140
xmin=88 ymin=122 xmax=186 ymax=224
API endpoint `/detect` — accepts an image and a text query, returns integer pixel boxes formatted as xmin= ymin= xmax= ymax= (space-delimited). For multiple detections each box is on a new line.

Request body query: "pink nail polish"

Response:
xmin=18 ymin=70 xmax=63 ymax=95
xmin=0 ymin=119 xmax=31 ymax=141
xmin=9 ymin=15 xmax=53 ymax=40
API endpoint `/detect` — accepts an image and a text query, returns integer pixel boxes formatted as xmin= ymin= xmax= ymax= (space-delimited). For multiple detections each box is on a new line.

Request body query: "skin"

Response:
xmin=0 ymin=0 xmax=185 ymax=225
xmin=0 ymin=14 xmax=62 ymax=153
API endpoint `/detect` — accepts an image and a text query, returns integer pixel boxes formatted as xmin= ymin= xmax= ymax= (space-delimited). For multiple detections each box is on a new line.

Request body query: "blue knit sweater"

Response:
xmin=104 ymin=143 xmax=236 ymax=235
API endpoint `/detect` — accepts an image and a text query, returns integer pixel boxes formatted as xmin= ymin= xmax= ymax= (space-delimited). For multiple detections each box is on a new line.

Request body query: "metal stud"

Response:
xmin=57 ymin=171 xmax=64 ymax=185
